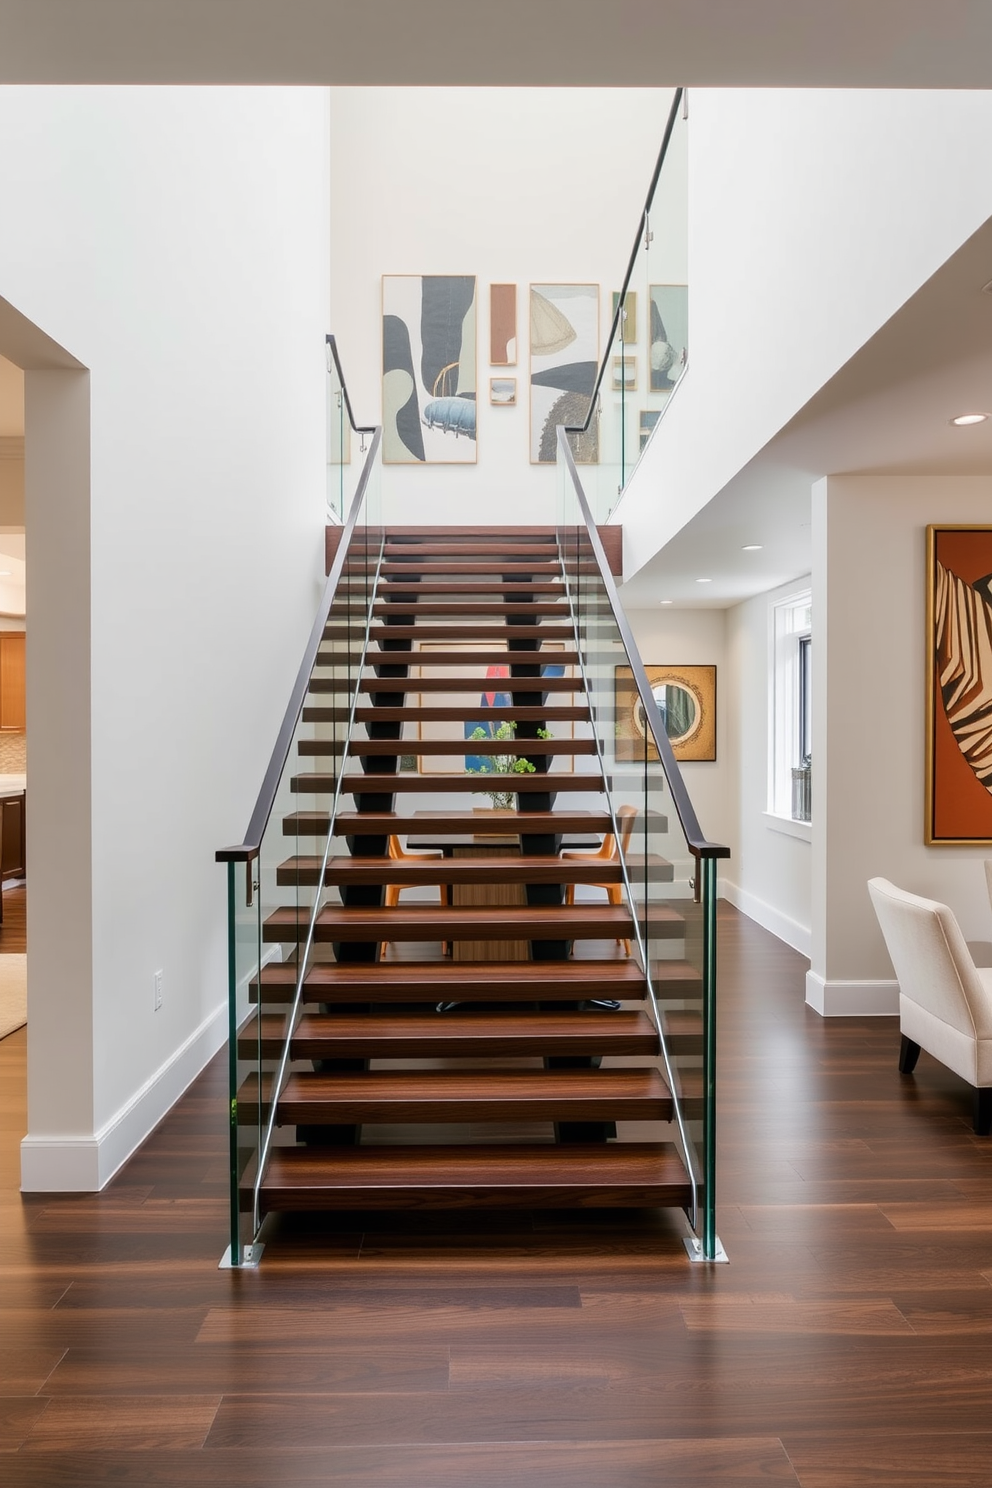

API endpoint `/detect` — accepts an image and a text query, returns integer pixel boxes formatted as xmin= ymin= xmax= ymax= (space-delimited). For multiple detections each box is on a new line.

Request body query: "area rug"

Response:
xmin=0 ymin=953 xmax=26 ymax=1040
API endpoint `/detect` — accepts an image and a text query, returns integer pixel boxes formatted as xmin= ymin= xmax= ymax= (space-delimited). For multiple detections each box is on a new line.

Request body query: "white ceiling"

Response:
xmin=620 ymin=213 xmax=992 ymax=609
xmin=2 ymin=1 xmax=992 ymax=86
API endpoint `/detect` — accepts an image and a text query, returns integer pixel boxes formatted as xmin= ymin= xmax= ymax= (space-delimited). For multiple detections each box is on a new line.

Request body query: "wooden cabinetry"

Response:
xmin=0 ymin=793 xmax=25 ymax=880
xmin=0 ymin=634 xmax=25 ymax=731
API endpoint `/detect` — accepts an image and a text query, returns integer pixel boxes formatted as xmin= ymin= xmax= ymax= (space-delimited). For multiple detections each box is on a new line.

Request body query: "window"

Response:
xmin=770 ymin=589 xmax=812 ymax=822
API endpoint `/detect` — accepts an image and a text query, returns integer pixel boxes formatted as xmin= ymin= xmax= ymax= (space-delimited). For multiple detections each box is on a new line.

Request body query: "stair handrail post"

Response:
xmin=556 ymin=427 xmax=729 ymax=1262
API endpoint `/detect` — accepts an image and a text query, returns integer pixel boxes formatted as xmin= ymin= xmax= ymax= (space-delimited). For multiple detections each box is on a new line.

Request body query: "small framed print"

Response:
xmin=611 ymin=354 xmax=637 ymax=393
xmin=490 ymin=376 xmax=516 ymax=406
xmin=926 ymin=524 xmax=992 ymax=843
xmin=615 ymin=664 xmax=716 ymax=763
xmin=611 ymin=290 xmax=637 ymax=345
xmin=639 ymin=408 xmax=660 ymax=451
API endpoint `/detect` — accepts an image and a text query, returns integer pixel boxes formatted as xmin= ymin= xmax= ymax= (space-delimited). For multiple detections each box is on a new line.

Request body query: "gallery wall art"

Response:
xmin=615 ymin=664 xmax=716 ymax=763
xmin=649 ymin=284 xmax=688 ymax=393
xmin=611 ymin=290 xmax=637 ymax=345
xmin=490 ymin=284 xmax=517 ymax=365
xmin=382 ymin=275 xmax=477 ymax=464
xmin=926 ymin=525 xmax=992 ymax=843
xmin=490 ymin=377 xmax=516 ymax=406
xmin=530 ymin=283 xmax=599 ymax=464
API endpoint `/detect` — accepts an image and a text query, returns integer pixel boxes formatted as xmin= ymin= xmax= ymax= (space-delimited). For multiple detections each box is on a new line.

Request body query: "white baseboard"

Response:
xmin=21 ymin=1001 xmax=228 ymax=1192
xmin=721 ymin=878 xmax=811 ymax=959
xmin=805 ymin=971 xmax=899 ymax=1017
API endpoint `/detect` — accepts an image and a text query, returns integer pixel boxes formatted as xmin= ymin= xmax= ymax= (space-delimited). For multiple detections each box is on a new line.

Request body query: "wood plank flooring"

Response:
xmin=2 ymin=903 xmax=992 ymax=1484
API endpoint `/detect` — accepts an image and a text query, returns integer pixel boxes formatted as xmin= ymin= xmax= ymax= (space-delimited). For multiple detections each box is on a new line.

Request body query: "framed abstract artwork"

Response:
xmin=648 ymin=284 xmax=688 ymax=392
xmin=490 ymin=283 xmax=517 ymax=365
xmin=529 ymin=283 xmax=599 ymax=464
xmin=926 ymin=525 xmax=992 ymax=843
xmin=612 ymin=354 xmax=637 ymax=393
xmin=382 ymin=275 xmax=477 ymax=464
xmin=615 ymin=664 xmax=716 ymax=763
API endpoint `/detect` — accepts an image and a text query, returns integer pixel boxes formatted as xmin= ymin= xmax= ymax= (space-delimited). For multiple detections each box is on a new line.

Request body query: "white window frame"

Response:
xmin=768 ymin=588 xmax=812 ymax=823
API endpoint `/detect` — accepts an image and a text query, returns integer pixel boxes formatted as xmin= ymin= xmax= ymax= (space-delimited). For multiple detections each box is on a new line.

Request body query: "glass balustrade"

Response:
xmin=557 ymin=427 xmax=728 ymax=1260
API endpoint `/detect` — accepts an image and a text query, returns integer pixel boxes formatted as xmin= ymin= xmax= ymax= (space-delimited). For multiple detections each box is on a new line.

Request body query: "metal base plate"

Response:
xmin=684 ymin=1235 xmax=729 ymax=1264
xmin=218 ymin=1242 xmax=264 ymax=1270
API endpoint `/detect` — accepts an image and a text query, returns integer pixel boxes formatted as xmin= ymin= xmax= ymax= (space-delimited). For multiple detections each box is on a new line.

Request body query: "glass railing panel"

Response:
xmin=221 ymin=424 xmax=382 ymax=1265
xmin=556 ymin=433 xmax=726 ymax=1259
xmin=637 ymin=97 xmax=688 ymax=468
xmin=563 ymin=89 xmax=687 ymax=522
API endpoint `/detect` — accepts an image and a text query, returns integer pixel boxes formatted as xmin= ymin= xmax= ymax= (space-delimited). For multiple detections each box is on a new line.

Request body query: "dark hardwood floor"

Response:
xmin=1 ymin=903 xmax=991 ymax=1485
xmin=0 ymin=882 xmax=26 ymax=953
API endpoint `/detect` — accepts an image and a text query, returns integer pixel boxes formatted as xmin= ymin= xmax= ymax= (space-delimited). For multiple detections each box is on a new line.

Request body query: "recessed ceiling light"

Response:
xmin=951 ymin=412 xmax=989 ymax=426
xmin=660 ymin=599 xmax=673 ymax=605
xmin=695 ymin=577 xmax=712 ymax=584
xmin=742 ymin=544 xmax=762 ymax=551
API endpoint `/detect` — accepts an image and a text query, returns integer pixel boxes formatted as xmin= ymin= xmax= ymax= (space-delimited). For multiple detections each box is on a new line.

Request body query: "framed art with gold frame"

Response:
xmin=615 ymin=664 xmax=716 ymax=763
xmin=925 ymin=524 xmax=992 ymax=844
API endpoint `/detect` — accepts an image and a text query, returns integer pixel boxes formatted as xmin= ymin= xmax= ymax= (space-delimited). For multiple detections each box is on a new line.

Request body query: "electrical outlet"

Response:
xmin=153 ymin=970 xmax=163 ymax=1011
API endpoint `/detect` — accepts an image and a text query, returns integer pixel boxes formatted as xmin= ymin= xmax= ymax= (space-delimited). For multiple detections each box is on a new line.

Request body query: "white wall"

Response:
xmin=617 ymin=89 xmax=992 ymax=576
xmin=0 ymin=87 xmax=331 ymax=1188
xmin=622 ymin=605 xmax=730 ymax=855
xmin=809 ymin=475 xmax=992 ymax=1015
xmin=724 ymin=576 xmax=812 ymax=957
xmin=328 ymin=86 xmax=669 ymax=525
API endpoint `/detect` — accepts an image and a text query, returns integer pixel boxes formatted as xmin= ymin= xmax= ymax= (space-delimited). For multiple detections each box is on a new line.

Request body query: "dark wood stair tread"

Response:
xmin=302 ymin=705 xmax=590 ymax=724
xmin=251 ymin=957 xmax=652 ymax=1003
xmin=353 ymin=649 xmax=580 ymax=666
xmin=283 ymin=809 xmax=614 ymax=835
xmin=291 ymin=772 xmax=603 ymax=794
xmin=352 ymin=676 xmax=582 ymax=693
xmin=262 ymin=903 xmax=662 ymax=943
xmin=338 ymin=627 xmax=576 ymax=642
xmin=379 ymin=561 xmax=561 ymax=574
xmin=241 ymin=1067 xmax=672 ymax=1124
xmin=276 ymin=855 xmax=623 ymax=887
xmin=238 ymin=1009 xmax=659 ymax=1059
xmin=372 ymin=603 xmax=569 ymax=616
xmin=297 ymin=738 xmax=596 ymax=757
xmin=258 ymin=1143 xmax=692 ymax=1212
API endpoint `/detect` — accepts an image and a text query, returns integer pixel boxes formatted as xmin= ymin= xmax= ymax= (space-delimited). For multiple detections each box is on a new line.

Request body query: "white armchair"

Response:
xmin=867 ymin=877 xmax=992 ymax=1135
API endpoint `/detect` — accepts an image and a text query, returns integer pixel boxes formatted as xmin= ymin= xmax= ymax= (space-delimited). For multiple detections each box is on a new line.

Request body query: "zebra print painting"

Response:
xmin=927 ymin=526 xmax=992 ymax=844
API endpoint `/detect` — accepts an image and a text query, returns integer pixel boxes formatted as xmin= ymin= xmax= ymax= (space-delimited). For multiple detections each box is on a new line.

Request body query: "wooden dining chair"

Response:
xmin=561 ymin=804 xmax=637 ymax=956
xmin=383 ymin=834 xmax=451 ymax=955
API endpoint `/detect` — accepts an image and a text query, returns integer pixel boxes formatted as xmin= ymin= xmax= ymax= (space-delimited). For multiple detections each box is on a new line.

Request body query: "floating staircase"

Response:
xmin=234 ymin=527 xmax=701 ymax=1221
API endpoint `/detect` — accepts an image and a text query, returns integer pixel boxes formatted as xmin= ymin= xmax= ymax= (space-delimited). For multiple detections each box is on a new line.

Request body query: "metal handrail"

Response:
xmin=217 ymin=425 xmax=382 ymax=867
xmin=557 ymin=431 xmax=728 ymax=863
xmin=564 ymin=87 xmax=684 ymax=442
xmin=326 ymin=334 xmax=377 ymax=436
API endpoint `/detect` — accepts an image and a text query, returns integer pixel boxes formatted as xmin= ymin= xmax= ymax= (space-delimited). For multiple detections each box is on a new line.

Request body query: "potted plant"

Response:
xmin=465 ymin=721 xmax=550 ymax=809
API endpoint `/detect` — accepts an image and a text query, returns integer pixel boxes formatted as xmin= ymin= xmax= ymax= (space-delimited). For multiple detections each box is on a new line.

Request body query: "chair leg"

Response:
xmin=898 ymin=1034 xmax=921 ymax=1074
xmin=975 ymin=1087 xmax=992 ymax=1137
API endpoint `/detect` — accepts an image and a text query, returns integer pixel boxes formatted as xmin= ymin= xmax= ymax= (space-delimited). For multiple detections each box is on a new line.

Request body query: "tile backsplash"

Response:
xmin=0 ymin=733 xmax=26 ymax=773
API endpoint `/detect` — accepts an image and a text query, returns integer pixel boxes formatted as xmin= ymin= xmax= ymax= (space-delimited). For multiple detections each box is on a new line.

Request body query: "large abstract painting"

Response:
xmin=530 ymin=283 xmax=599 ymax=464
xmin=382 ymin=275 xmax=477 ymax=464
xmin=649 ymin=284 xmax=688 ymax=393
xmin=926 ymin=526 xmax=992 ymax=843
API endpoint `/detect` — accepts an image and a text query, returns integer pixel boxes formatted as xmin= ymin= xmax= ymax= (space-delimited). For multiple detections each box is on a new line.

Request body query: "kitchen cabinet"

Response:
xmin=0 ymin=634 xmax=25 ymax=731
xmin=0 ymin=792 xmax=25 ymax=881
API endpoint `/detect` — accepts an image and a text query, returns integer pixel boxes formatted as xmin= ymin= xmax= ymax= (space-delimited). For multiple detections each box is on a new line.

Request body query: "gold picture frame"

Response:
xmin=615 ymin=664 xmax=716 ymax=763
